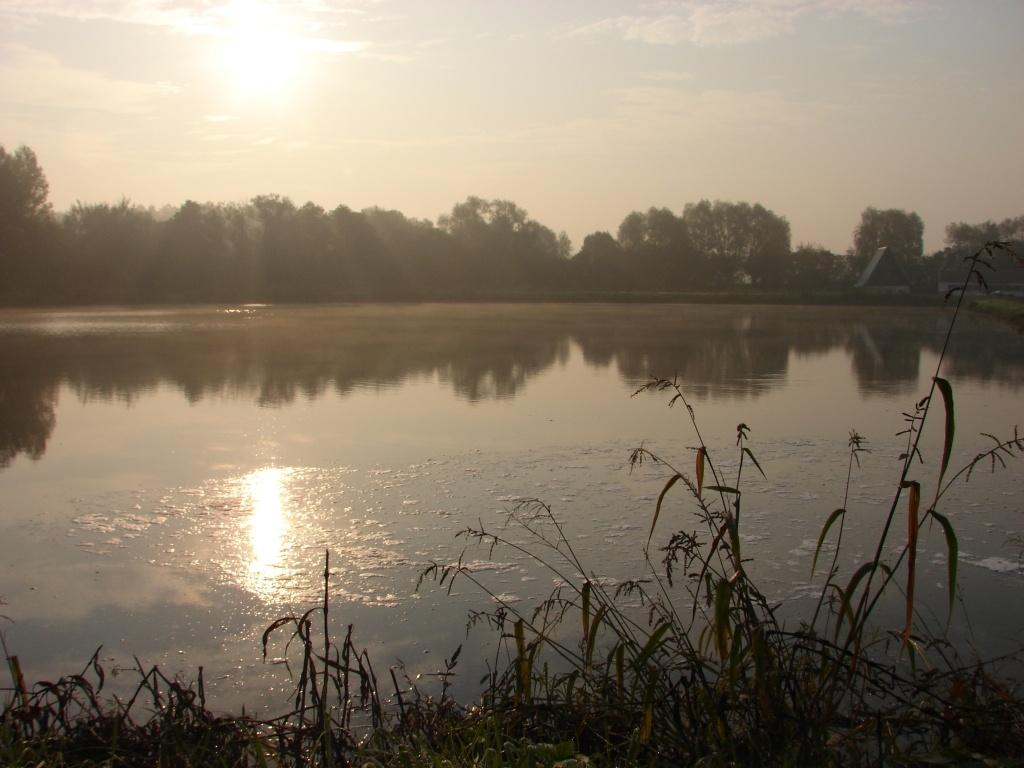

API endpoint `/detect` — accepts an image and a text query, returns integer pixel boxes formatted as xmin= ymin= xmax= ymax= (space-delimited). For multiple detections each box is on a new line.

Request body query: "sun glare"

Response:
xmin=216 ymin=1 xmax=304 ymax=96
xmin=245 ymin=466 xmax=290 ymax=595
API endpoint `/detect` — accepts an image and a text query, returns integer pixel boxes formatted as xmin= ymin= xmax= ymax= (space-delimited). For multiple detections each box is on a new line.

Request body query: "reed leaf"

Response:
xmin=726 ymin=515 xmax=742 ymax=569
xmin=811 ymin=508 xmax=845 ymax=576
xmin=585 ymin=605 xmax=608 ymax=673
xmin=581 ymin=580 xmax=591 ymax=646
xmin=903 ymin=480 xmax=921 ymax=640
xmin=743 ymin=447 xmax=767 ymax=479
xmin=707 ymin=485 xmax=740 ymax=494
xmin=649 ymin=473 xmax=682 ymax=547
xmin=7 ymin=654 xmax=28 ymax=709
xmin=614 ymin=642 xmax=625 ymax=699
xmin=930 ymin=509 xmax=959 ymax=620
xmin=636 ymin=621 xmax=672 ymax=670
xmin=934 ymin=376 xmax=956 ymax=487
xmin=837 ymin=561 xmax=890 ymax=639
xmin=514 ymin=619 xmax=529 ymax=704
xmin=696 ymin=446 xmax=706 ymax=496
xmin=714 ymin=578 xmax=733 ymax=661
xmin=639 ymin=674 xmax=659 ymax=744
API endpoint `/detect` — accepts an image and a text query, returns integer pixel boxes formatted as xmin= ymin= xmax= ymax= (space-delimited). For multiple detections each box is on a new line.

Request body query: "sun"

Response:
xmin=215 ymin=0 xmax=304 ymax=96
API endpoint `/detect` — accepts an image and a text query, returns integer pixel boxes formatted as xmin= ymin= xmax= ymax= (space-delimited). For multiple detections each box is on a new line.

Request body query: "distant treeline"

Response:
xmin=1 ymin=144 xmax=1022 ymax=305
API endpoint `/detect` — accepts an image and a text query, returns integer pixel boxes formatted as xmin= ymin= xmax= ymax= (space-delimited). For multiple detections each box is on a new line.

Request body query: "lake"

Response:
xmin=1 ymin=303 xmax=1022 ymax=712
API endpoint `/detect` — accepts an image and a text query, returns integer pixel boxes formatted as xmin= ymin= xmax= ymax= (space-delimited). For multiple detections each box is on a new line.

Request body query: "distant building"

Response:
xmin=855 ymin=247 xmax=910 ymax=293
xmin=936 ymin=243 xmax=1024 ymax=297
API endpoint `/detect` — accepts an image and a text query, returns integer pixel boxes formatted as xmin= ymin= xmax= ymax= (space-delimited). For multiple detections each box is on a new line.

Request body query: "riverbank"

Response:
xmin=968 ymin=295 xmax=1024 ymax=332
xmin=4 ymin=552 xmax=1024 ymax=768
xmin=0 ymin=289 xmax=947 ymax=311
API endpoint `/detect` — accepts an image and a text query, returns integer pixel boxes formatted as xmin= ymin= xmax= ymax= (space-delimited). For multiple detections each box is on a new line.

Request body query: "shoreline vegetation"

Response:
xmin=967 ymin=296 xmax=1024 ymax=333
xmin=3 ymin=242 xmax=1024 ymax=766
xmin=0 ymin=289 xmax=953 ymax=310
xmin=2 ymin=144 xmax=1023 ymax=308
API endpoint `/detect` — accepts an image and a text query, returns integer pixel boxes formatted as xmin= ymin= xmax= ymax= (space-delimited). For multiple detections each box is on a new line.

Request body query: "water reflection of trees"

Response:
xmin=0 ymin=306 xmax=1021 ymax=466
xmin=0 ymin=335 xmax=57 ymax=465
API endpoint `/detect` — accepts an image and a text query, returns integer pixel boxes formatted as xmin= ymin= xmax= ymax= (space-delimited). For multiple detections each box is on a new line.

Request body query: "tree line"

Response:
xmin=1 ymin=144 xmax=1021 ymax=305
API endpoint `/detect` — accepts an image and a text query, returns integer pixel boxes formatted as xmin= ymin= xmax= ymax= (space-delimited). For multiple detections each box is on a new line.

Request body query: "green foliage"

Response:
xmin=968 ymin=296 xmax=1024 ymax=331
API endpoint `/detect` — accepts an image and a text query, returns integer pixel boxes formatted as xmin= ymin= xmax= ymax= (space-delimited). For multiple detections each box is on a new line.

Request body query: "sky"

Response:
xmin=0 ymin=0 xmax=1021 ymax=254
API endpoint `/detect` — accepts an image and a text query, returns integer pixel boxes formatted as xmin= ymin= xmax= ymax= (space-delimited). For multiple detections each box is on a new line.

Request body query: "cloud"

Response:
xmin=0 ymin=1 xmax=371 ymax=57
xmin=0 ymin=44 xmax=180 ymax=114
xmin=603 ymin=84 xmax=818 ymax=138
xmin=0 ymin=0 xmax=199 ymax=30
xmin=570 ymin=0 xmax=925 ymax=47
xmin=302 ymin=37 xmax=370 ymax=56
xmin=641 ymin=70 xmax=695 ymax=82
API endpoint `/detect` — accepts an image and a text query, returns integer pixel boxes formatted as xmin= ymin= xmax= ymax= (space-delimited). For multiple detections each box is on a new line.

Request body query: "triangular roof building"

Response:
xmin=855 ymin=246 xmax=909 ymax=292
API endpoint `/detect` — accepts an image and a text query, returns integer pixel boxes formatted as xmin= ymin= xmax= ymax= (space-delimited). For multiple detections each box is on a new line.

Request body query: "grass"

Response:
xmin=330 ymin=288 xmax=946 ymax=306
xmin=2 ymin=241 xmax=1024 ymax=767
xmin=968 ymin=295 xmax=1024 ymax=331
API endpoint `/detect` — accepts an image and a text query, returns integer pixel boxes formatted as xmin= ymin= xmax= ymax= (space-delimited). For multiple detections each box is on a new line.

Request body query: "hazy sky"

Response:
xmin=1 ymin=0 xmax=1021 ymax=253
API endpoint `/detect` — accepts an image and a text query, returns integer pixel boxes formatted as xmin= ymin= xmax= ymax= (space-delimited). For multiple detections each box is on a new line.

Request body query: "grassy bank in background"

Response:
xmin=395 ymin=289 xmax=945 ymax=306
xmin=968 ymin=296 xmax=1024 ymax=331
xmin=4 ymin=289 xmax=949 ymax=311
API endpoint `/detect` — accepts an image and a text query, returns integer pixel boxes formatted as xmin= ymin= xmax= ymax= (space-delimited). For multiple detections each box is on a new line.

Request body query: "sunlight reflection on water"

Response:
xmin=245 ymin=467 xmax=291 ymax=600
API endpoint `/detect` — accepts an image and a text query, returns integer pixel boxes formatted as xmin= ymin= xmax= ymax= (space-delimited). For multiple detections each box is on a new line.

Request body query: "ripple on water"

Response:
xmin=62 ymin=438 xmax=1024 ymax=621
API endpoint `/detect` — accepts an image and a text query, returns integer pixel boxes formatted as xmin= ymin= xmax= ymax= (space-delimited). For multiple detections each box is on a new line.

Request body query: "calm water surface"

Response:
xmin=1 ymin=304 xmax=1022 ymax=710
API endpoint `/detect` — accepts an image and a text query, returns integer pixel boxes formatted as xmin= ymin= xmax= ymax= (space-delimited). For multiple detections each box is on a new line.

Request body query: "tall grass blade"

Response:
xmin=903 ymin=481 xmax=921 ymax=640
xmin=636 ymin=621 xmax=672 ymax=669
xmin=6 ymin=654 xmax=28 ymax=709
xmin=585 ymin=605 xmax=608 ymax=673
xmin=649 ymin=473 xmax=682 ymax=547
xmin=931 ymin=509 xmax=959 ymax=621
xmin=714 ymin=579 xmax=733 ymax=661
xmin=934 ymin=376 xmax=956 ymax=487
xmin=614 ymin=642 xmax=625 ymax=699
xmin=707 ymin=485 xmax=740 ymax=494
xmin=514 ymin=619 xmax=531 ymax=704
xmin=639 ymin=675 xmax=659 ymax=745
xmin=742 ymin=447 xmax=767 ymax=479
xmin=811 ymin=508 xmax=846 ymax=576
xmin=581 ymin=580 xmax=591 ymax=646
xmin=696 ymin=446 xmax=706 ymax=496
xmin=838 ymin=562 xmax=886 ymax=639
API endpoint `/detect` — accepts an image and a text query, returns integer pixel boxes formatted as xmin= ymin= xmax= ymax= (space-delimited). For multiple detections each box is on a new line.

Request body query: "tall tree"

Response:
xmin=615 ymin=207 xmax=695 ymax=289
xmin=439 ymin=197 xmax=568 ymax=289
xmin=682 ymin=200 xmax=790 ymax=288
xmin=0 ymin=145 xmax=54 ymax=301
xmin=60 ymin=200 xmax=159 ymax=303
xmin=571 ymin=231 xmax=628 ymax=290
xmin=945 ymin=215 xmax=1024 ymax=250
xmin=851 ymin=207 xmax=923 ymax=277
xmin=737 ymin=204 xmax=791 ymax=289
xmin=786 ymin=245 xmax=847 ymax=290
